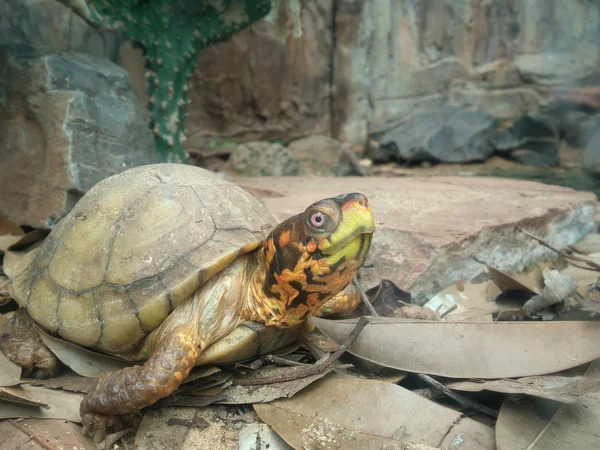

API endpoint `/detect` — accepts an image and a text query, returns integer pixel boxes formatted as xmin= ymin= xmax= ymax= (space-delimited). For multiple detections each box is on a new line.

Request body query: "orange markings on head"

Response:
xmin=278 ymin=230 xmax=291 ymax=248
xmin=306 ymin=239 xmax=317 ymax=253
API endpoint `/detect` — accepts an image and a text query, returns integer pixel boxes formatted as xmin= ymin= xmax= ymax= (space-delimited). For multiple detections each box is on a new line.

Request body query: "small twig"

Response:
xmin=354 ymin=276 xmax=379 ymax=317
xmin=517 ymin=227 xmax=600 ymax=271
xmin=8 ymin=419 xmax=60 ymax=450
xmin=416 ymin=374 xmax=498 ymax=418
xmin=234 ymin=317 xmax=370 ymax=386
xmin=264 ymin=354 xmax=310 ymax=367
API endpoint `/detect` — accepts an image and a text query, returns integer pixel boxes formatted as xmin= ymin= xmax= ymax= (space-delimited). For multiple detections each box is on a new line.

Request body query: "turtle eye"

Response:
xmin=310 ymin=212 xmax=326 ymax=228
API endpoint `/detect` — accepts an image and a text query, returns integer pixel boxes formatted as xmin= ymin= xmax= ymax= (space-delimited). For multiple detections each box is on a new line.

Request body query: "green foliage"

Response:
xmin=60 ymin=0 xmax=272 ymax=162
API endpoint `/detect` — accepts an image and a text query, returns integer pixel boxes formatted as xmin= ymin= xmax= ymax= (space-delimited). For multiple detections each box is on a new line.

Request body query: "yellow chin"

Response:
xmin=324 ymin=232 xmax=372 ymax=266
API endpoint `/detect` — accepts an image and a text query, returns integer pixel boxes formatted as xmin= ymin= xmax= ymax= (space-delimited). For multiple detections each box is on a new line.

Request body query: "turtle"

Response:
xmin=0 ymin=163 xmax=375 ymax=438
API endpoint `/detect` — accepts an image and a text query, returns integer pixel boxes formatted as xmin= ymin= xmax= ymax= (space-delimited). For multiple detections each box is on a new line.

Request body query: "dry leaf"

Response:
xmin=570 ymin=233 xmax=600 ymax=254
xmin=496 ymin=359 xmax=600 ymax=449
xmin=0 ymin=217 xmax=24 ymax=237
xmin=312 ymin=316 xmax=600 ymax=378
xmin=561 ymin=252 xmax=600 ymax=296
xmin=484 ymin=263 xmax=542 ymax=294
xmin=0 ymin=384 xmax=83 ymax=422
xmin=0 ymin=418 xmax=95 ymax=450
xmin=219 ymin=365 xmax=329 ymax=404
xmin=39 ymin=330 xmax=132 ymax=378
xmin=23 ymin=372 xmax=95 ymax=393
xmin=447 ymin=375 xmax=600 ymax=403
xmin=0 ymin=347 xmax=21 ymax=387
xmin=254 ymin=375 xmax=495 ymax=450
xmin=427 ymin=279 xmax=501 ymax=322
xmin=0 ymin=386 xmax=51 ymax=409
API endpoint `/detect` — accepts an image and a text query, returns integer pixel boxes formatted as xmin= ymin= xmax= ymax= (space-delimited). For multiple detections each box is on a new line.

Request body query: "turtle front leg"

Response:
xmin=80 ymin=327 xmax=199 ymax=440
xmin=0 ymin=309 xmax=58 ymax=378
xmin=314 ymin=284 xmax=362 ymax=317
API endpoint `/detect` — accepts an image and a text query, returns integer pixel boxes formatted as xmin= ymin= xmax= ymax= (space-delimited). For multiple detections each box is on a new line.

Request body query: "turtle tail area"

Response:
xmin=0 ymin=308 xmax=58 ymax=379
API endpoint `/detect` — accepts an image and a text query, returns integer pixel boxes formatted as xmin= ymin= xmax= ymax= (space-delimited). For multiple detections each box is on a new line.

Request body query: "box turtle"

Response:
xmin=0 ymin=164 xmax=375 ymax=438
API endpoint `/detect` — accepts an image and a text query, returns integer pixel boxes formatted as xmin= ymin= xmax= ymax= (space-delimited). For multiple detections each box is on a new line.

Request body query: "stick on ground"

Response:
xmin=234 ymin=316 xmax=370 ymax=386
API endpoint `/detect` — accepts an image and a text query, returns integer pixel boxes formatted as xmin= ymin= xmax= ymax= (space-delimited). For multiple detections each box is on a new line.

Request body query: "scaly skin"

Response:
xmin=314 ymin=284 xmax=362 ymax=317
xmin=80 ymin=328 xmax=199 ymax=438
xmin=0 ymin=309 xmax=57 ymax=378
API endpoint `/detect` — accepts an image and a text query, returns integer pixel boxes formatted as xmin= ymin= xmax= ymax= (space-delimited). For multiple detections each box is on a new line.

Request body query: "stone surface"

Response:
xmin=226 ymin=141 xmax=299 ymax=176
xmin=236 ymin=176 xmax=597 ymax=305
xmin=0 ymin=46 xmax=157 ymax=228
xmin=185 ymin=1 xmax=333 ymax=148
xmin=225 ymin=136 xmax=363 ymax=177
xmin=369 ymin=106 xmax=498 ymax=163
xmin=493 ymin=115 xmax=560 ymax=168
xmin=583 ymin=129 xmax=600 ymax=177
xmin=287 ymin=135 xmax=364 ymax=176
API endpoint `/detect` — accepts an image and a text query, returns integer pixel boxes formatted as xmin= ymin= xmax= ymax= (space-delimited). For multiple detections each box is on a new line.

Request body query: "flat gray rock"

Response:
xmin=369 ymin=106 xmax=498 ymax=164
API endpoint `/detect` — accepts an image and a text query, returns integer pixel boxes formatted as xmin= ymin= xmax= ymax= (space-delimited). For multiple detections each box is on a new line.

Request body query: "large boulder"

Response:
xmin=0 ymin=46 xmax=157 ymax=228
xmin=236 ymin=176 xmax=597 ymax=305
xmin=368 ymin=106 xmax=498 ymax=164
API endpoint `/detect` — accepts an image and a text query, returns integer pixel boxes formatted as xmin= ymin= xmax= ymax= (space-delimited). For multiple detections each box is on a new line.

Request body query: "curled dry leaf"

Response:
xmin=312 ymin=316 xmax=600 ymax=378
xmin=496 ymin=360 xmax=600 ymax=450
xmin=0 ymin=384 xmax=83 ymax=422
xmin=483 ymin=263 xmax=543 ymax=295
xmin=364 ymin=279 xmax=412 ymax=317
xmin=38 ymin=329 xmax=132 ymax=378
xmin=254 ymin=375 xmax=495 ymax=450
xmin=447 ymin=374 xmax=600 ymax=404
xmin=23 ymin=372 xmax=95 ymax=393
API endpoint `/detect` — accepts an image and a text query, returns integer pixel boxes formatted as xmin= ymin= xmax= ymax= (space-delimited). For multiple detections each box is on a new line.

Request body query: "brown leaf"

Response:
xmin=38 ymin=329 xmax=132 ymax=378
xmin=484 ymin=263 xmax=542 ymax=295
xmin=312 ymin=316 xmax=600 ymax=378
xmin=426 ymin=279 xmax=502 ymax=322
xmin=570 ymin=233 xmax=600 ymax=255
xmin=0 ymin=386 xmax=50 ymax=409
xmin=254 ymin=375 xmax=495 ymax=450
xmin=0 ymin=217 xmax=24 ymax=237
xmin=447 ymin=374 xmax=600 ymax=403
xmin=22 ymin=372 xmax=95 ymax=393
xmin=0 ymin=418 xmax=95 ymax=450
xmin=0 ymin=385 xmax=83 ymax=422
xmin=496 ymin=359 xmax=600 ymax=450
xmin=0 ymin=346 xmax=21 ymax=387
xmin=219 ymin=365 xmax=329 ymax=404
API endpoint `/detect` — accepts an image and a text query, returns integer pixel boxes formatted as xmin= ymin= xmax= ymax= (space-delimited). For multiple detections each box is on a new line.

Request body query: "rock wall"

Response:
xmin=187 ymin=0 xmax=600 ymax=148
xmin=3 ymin=0 xmax=600 ymax=150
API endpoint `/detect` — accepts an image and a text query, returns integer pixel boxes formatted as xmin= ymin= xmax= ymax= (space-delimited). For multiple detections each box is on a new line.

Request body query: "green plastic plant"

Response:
xmin=60 ymin=0 xmax=272 ymax=162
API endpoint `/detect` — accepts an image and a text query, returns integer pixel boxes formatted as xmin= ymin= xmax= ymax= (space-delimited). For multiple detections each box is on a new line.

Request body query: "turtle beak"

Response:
xmin=319 ymin=193 xmax=375 ymax=262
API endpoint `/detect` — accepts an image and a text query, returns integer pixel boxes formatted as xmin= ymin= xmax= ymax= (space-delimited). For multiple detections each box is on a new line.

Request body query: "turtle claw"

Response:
xmin=81 ymin=412 xmax=139 ymax=442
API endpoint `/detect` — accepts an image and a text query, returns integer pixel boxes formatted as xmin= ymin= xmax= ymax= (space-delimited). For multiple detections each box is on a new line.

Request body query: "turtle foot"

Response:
xmin=0 ymin=309 xmax=58 ymax=378
xmin=81 ymin=411 xmax=139 ymax=442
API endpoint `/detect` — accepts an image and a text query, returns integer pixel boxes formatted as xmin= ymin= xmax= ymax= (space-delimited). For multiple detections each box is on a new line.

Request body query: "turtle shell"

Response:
xmin=9 ymin=164 xmax=276 ymax=354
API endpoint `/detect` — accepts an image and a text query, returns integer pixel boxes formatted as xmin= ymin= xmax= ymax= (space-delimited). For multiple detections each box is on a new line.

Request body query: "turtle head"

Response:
xmin=245 ymin=193 xmax=375 ymax=327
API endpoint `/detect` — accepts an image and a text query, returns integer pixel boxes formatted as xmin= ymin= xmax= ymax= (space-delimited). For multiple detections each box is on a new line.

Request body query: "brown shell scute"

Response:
xmin=10 ymin=164 xmax=276 ymax=354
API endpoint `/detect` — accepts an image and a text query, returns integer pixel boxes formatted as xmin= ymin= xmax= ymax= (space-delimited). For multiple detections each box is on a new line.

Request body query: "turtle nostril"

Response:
xmin=357 ymin=194 xmax=368 ymax=208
